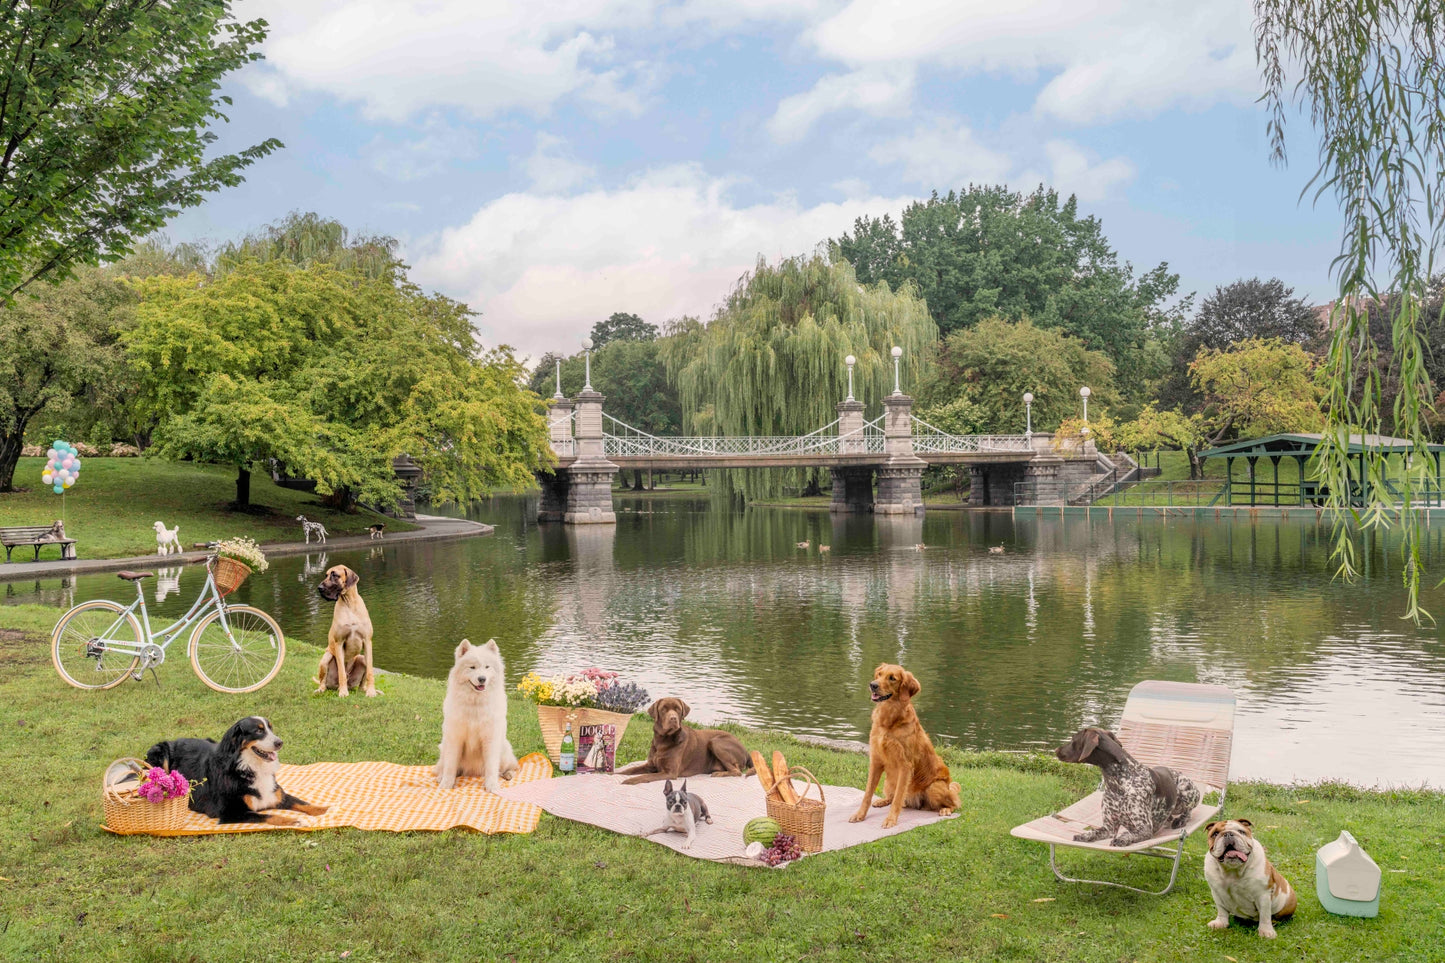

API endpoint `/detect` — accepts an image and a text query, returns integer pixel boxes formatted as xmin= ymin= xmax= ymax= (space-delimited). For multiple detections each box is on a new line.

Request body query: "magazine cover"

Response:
xmin=577 ymin=722 xmax=617 ymax=774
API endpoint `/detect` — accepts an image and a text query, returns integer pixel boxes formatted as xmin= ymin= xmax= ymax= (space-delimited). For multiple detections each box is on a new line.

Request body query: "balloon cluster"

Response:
xmin=42 ymin=440 xmax=82 ymax=495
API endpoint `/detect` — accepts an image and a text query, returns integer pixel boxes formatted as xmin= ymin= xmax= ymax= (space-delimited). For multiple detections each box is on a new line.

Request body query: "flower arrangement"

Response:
xmin=135 ymin=767 xmax=194 ymax=803
xmin=214 ymin=535 xmax=269 ymax=573
xmin=517 ymin=668 xmax=650 ymax=713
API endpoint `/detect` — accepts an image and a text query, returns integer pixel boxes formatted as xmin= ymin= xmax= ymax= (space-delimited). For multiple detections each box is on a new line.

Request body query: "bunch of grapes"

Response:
xmin=761 ymin=833 xmax=803 ymax=866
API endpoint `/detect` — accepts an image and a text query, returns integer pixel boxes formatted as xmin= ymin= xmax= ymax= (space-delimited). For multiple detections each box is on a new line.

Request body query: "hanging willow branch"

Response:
xmin=662 ymin=252 xmax=938 ymax=499
xmin=1256 ymin=0 xmax=1445 ymax=621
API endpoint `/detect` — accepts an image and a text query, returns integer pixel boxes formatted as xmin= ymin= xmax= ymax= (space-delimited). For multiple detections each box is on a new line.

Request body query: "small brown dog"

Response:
xmin=618 ymin=697 xmax=752 ymax=785
xmin=850 ymin=663 xmax=960 ymax=828
xmin=314 ymin=564 xmax=377 ymax=698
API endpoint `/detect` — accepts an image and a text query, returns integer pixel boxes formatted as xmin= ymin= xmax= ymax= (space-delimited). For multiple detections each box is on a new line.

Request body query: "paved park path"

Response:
xmin=0 ymin=513 xmax=493 ymax=582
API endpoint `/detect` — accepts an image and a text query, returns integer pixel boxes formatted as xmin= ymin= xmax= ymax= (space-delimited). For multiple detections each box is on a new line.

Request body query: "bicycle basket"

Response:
xmin=211 ymin=556 xmax=252 ymax=597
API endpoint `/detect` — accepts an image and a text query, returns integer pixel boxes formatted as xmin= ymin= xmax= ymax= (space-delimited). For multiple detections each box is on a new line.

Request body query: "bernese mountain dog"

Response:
xmin=146 ymin=716 xmax=328 ymax=826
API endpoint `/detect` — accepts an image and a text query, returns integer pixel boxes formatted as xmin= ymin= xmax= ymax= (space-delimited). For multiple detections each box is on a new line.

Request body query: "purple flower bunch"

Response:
xmin=593 ymin=679 xmax=650 ymax=714
xmin=136 ymin=767 xmax=191 ymax=803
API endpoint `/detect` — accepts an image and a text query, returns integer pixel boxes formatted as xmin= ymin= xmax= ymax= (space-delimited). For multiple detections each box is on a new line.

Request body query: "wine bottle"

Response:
xmin=560 ymin=722 xmax=576 ymax=774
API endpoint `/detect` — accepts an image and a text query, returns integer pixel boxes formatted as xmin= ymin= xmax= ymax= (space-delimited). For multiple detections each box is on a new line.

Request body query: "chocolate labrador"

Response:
xmin=618 ymin=697 xmax=752 ymax=785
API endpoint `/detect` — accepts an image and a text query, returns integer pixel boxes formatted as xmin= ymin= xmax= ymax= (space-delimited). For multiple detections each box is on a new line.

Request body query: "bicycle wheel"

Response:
xmin=188 ymin=604 xmax=286 ymax=694
xmin=51 ymin=600 xmax=143 ymax=690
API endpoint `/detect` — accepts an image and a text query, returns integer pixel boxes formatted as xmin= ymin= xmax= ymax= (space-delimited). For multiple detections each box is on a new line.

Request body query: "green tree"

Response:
xmin=663 ymin=254 xmax=937 ymax=499
xmin=928 ymin=317 xmax=1117 ymax=435
xmin=126 ymin=260 xmax=550 ymax=511
xmin=833 ymin=186 xmax=1185 ymax=392
xmin=1157 ymin=277 xmax=1321 ymax=410
xmin=0 ymin=1 xmax=280 ymax=296
xmin=589 ymin=312 xmax=657 ymax=349
xmin=0 ymin=267 xmax=132 ymax=490
xmin=1256 ymin=0 xmax=1443 ymax=617
xmin=1116 ymin=405 xmax=1207 ymax=478
xmin=1189 ymin=338 xmax=1322 ymax=448
xmin=214 ymin=212 xmax=401 ymax=282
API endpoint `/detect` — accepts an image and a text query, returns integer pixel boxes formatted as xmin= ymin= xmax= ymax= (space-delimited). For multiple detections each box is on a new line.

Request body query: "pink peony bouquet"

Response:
xmin=136 ymin=767 xmax=192 ymax=803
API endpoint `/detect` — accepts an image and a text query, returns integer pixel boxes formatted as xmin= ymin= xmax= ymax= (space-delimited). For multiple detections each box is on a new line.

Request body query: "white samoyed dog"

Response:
xmin=435 ymin=638 xmax=518 ymax=792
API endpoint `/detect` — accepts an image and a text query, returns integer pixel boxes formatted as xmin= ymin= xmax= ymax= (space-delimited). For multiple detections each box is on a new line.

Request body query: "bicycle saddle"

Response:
xmin=116 ymin=571 xmax=154 ymax=581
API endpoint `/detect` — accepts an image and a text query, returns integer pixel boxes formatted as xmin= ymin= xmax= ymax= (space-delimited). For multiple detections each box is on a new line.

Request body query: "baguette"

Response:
xmin=751 ymin=751 xmax=781 ymax=799
xmin=772 ymin=750 xmax=799 ymax=805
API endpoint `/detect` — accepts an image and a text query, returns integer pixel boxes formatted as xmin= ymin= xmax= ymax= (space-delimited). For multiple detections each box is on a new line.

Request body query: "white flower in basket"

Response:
xmin=213 ymin=536 xmax=269 ymax=573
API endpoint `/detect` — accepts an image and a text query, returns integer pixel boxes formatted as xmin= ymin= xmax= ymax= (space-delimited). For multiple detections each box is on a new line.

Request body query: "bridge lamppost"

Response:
xmin=582 ymin=337 xmax=594 ymax=391
xmin=845 ymin=354 xmax=857 ymax=402
xmin=1079 ymin=385 xmax=1091 ymax=436
xmin=554 ymin=358 xmax=564 ymax=399
xmin=1023 ymin=392 xmax=1034 ymax=441
xmin=891 ymin=346 xmax=903 ymax=395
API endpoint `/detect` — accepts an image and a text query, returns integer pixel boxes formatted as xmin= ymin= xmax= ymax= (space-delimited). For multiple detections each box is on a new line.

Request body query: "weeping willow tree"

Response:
xmin=213 ymin=212 xmax=402 ymax=281
xmin=661 ymin=253 xmax=937 ymax=499
xmin=1256 ymin=1 xmax=1444 ymax=620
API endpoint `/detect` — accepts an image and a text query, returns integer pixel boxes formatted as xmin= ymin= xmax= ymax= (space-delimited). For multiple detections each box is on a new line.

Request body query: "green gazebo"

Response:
xmin=1198 ymin=433 xmax=1445 ymax=507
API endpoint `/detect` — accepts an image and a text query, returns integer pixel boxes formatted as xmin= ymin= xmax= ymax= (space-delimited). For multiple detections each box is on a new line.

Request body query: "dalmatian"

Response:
xmin=296 ymin=515 xmax=328 ymax=545
xmin=1055 ymin=726 xmax=1201 ymax=847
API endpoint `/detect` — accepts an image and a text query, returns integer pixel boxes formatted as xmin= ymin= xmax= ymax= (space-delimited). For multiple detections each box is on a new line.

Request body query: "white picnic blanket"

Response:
xmin=495 ymin=770 xmax=957 ymax=864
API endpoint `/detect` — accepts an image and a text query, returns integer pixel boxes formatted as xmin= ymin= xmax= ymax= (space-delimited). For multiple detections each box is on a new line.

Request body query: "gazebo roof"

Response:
xmin=1199 ymin=433 xmax=1445 ymax=458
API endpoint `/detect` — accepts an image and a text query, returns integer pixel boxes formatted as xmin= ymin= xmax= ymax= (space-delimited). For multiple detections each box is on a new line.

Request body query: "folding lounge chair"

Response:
xmin=1010 ymin=680 xmax=1236 ymax=896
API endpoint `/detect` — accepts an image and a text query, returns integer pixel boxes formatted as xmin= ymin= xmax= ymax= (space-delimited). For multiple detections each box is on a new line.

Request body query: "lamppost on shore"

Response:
xmin=891 ymin=346 xmax=903 ymax=395
xmin=1023 ymin=392 xmax=1034 ymax=441
xmin=554 ymin=359 xmax=564 ymax=399
xmin=845 ymin=354 xmax=857 ymax=402
xmin=1079 ymin=385 xmax=1091 ymax=436
xmin=582 ymin=337 xmax=594 ymax=391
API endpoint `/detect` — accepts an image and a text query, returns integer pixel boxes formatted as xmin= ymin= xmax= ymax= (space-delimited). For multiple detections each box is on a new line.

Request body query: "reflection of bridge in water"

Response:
xmin=537 ymin=381 xmax=1107 ymax=523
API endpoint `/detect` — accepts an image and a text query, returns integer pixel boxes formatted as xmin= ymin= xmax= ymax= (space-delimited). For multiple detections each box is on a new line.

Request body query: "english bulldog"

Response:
xmin=1204 ymin=819 xmax=1298 ymax=939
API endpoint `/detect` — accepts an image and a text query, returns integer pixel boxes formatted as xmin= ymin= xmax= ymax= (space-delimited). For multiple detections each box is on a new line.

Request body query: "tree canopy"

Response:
xmin=927 ymin=317 xmax=1117 ymax=436
xmin=589 ymin=312 xmax=658 ymax=349
xmin=832 ymin=185 xmax=1185 ymax=393
xmin=125 ymin=260 xmax=550 ymax=510
xmin=0 ymin=1 xmax=279 ymax=297
xmin=662 ymin=253 xmax=937 ymax=498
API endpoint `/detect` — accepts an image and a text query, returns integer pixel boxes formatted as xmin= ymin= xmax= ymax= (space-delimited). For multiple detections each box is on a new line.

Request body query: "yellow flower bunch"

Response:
xmin=516 ymin=672 xmax=556 ymax=704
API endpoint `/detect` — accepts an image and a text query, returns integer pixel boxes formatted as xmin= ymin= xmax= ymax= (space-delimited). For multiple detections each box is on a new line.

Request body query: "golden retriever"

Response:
xmin=849 ymin=663 xmax=960 ymax=828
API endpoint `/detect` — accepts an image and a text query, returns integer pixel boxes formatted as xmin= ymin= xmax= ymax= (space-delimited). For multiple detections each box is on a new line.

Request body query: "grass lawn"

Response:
xmin=0 ymin=457 xmax=414 ymax=560
xmin=0 ymin=602 xmax=1438 ymax=962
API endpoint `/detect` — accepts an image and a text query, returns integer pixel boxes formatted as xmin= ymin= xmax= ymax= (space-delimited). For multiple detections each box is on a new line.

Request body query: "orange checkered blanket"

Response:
xmin=105 ymin=752 xmax=552 ymax=836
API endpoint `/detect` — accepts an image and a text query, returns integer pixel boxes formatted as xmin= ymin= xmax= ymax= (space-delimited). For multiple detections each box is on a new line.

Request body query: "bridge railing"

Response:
xmin=600 ymin=413 xmax=885 ymax=457
xmin=909 ymin=415 xmax=1032 ymax=453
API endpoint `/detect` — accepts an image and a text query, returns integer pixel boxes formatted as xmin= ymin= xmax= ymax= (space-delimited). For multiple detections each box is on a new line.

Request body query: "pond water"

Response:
xmin=6 ymin=496 xmax=1444 ymax=787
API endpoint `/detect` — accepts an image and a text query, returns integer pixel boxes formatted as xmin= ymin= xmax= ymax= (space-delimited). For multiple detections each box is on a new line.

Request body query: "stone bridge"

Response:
xmin=537 ymin=387 xmax=1102 ymax=523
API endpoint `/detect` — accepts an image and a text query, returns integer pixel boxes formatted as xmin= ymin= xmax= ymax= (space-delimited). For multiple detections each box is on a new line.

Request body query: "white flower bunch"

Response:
xmin=214 ymin=535 xmax=269 ymax=573
xmin=553 ymin=676 xmax=598 ymax=706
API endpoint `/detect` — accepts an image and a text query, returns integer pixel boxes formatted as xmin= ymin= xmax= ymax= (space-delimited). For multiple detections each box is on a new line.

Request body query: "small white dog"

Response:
xmin=153 ymin=521 xmax=181 ymax=556
xmin=435 ymin=639 xmax=518 ymax=792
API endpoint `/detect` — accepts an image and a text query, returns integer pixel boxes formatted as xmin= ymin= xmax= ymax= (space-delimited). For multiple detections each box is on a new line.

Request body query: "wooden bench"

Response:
xmin=1 ymin=523 xmax=77 ymax=562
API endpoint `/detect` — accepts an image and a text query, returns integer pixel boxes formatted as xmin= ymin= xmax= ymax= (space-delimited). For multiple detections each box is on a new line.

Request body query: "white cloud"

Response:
xmin=1042 ymin=140 xmax=1136 ymax=201
xmin=241 ymin=0 xmax=658 ymax=122
xmin=523 ymin=134 xmax=597 ymax=193
xmin=867 ymin=119 xmax=1013 ymax=188
xmin=409 ymin=165 xmax=914 ymax=358
xmin=767 ymin=67 xmax=914 ymax=142
xmin=800 ymin=0 xmax=1256 ymax=124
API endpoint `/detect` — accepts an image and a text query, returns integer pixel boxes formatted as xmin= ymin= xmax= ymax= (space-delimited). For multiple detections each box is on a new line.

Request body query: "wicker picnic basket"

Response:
xmin=101 ymin=758 xmax=192 ymax=835
xmin=535 ymin=705 xmax=633 ymax=768
xmin=210 ymin=555 xmax=252 ymax=597
xmin=766 ymin=765 xmax=826 ymax=852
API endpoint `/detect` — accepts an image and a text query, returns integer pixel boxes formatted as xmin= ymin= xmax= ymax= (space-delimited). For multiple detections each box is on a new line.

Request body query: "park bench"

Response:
xmin=1 ymin=522 xmax=77 ymax=562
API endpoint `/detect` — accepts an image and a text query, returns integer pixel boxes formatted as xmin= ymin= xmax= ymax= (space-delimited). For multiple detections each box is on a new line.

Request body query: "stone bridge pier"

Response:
xmin=537 ymin=389 xmax=618 ymax=523
xmin=829 ymin=394 xmax=926 ymax=514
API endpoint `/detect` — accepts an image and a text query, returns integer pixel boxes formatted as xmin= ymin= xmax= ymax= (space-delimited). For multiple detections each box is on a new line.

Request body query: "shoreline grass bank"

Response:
xmin=0 ymin=457 xmax=415 ymax=560
xmin=0 ymin=602 xmax=1439 ymax=962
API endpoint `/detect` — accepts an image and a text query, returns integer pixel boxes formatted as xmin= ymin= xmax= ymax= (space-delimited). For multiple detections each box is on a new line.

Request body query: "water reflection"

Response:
xmin=4 ymin=498 xmax=1443 ymax=786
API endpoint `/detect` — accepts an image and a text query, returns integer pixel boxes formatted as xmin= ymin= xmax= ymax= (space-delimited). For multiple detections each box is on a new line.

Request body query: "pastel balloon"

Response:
xmin=52 ymin=439 xmax=63 ymax=449
xmin=62 ymin=458 xmax=73 ymax=470
xmin=72 ymin=458 xmax=81 ymax=469
xmin=53 ymin=484 xmax=63 ymax=494
xmin=46 ymin=448 xmax=57 ymax=459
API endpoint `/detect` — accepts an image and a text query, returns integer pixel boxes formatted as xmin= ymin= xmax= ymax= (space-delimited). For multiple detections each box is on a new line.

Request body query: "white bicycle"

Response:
xmin=51 ymin=558 xmax=286 ymax=693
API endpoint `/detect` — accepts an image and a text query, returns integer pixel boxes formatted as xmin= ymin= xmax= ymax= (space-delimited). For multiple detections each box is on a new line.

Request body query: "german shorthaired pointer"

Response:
xmin=1055 ymin=726 xmax=1201 ymax=847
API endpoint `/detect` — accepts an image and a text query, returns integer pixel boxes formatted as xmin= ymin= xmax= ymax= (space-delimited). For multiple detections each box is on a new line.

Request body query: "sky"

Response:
xmin=167 ymin=0 xmax=1345 ymax=361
